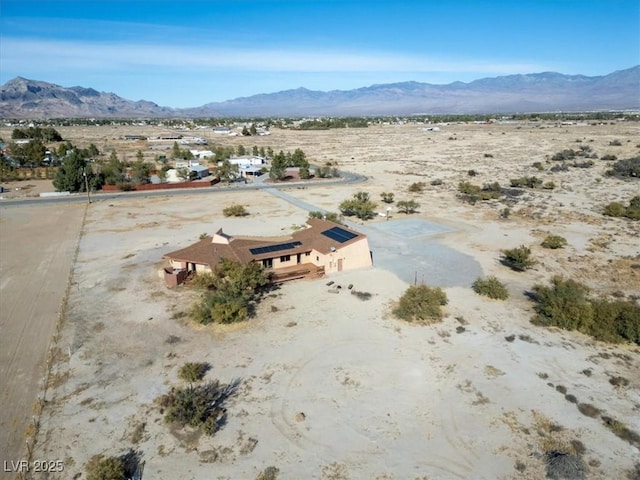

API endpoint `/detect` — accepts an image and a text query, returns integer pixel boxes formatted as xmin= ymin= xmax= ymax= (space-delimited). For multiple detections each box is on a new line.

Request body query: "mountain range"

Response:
xmin=1 ymin=66 xmax=638 ymax=118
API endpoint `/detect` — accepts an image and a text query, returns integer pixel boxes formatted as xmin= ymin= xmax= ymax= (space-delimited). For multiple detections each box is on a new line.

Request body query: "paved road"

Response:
xmin=0 ymin=170 xmax=365 ymax=208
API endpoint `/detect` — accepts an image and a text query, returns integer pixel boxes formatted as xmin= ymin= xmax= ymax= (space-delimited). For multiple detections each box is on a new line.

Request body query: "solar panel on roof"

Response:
xmin=321 ymin=227 xmax=357 ymax=243
xmin=249 ymin=241 xmax=302 ymax=256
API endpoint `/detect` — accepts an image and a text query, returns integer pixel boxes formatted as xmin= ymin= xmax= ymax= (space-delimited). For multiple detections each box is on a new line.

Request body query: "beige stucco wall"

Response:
xmin=308 ymin=238 xmax=372 ymax=274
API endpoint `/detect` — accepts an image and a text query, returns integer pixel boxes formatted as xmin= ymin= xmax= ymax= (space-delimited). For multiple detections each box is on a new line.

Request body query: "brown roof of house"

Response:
xmin=164 ymin=218 xmax=366 ymax=268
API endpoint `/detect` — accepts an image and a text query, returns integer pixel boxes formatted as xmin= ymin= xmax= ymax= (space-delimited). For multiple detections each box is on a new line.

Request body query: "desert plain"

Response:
xmin=0 ymin=119 xmax=639 ymax=480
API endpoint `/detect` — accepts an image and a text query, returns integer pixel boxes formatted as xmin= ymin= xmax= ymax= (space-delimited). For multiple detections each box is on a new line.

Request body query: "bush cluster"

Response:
xmin=501 ymin=245 xmax=536 ymax=271
xmin=603 ymin=196 xmax=640 ymax=220
xmin=393 ymin=285 xmax=448 ymax=323
xmin=222 ymin=204 xmax=249 ymax=217
xmin=191 ymin=259 xmax=270 ymax=324
xmin=541 ymin=235 xmax=568 ymax=249
xmin=380 ymin=192 xmax=395 ymax=203
xmin=510 ymin=176 xmax=542 ymax=188
xmin=339 ymin=191 xmax=377 ymax=220
xmin=472 ymin=276 xmax=509 ymax=300
xmin=179 ymin=362 xmax=209 ymax=383
xmin=396 ymin=199 xmax=420 ymax=214
xmin=605 ymin=156 xmax=640 ymax=178
xmin=158 ymin=380 xmax=237 ymax=435
xmin=408 ymin=181 xmax=426 ymax=193
xmin=458 ymin=181 xmax=501 ymax=204
xmin=531 ymin=276 xmax=640 ymax=344
xmin=309 ymin=211 xmax=343 ymax=223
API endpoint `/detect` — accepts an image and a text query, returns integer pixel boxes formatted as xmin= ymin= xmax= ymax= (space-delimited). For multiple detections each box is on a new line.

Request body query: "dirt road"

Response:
xmin=0 ymin=203 xmax=85 ymax=477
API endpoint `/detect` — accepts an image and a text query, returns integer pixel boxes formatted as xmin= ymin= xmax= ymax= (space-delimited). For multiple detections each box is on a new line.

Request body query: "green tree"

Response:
xmin=396 ymin=199 xmax=420 ymax=214
xmin=53 ymin=150 xmax=87 ymax=192
xmin=135 ymin=150 xmax=144 ymax=162
xmin=176 ymin=167 xmax=191 ymax=182
xmin=380 ymin=192 xmax=395 ymax=203
xmin=269 ymin=151 xmax=287 ymax=180
xmin=237 ymin=144 xmax=246 ymax=156
xmin=217 ymin=159 xmax=239 ymax=183
xmin=339 ymin=191 xmax=377 ymax=220
xmin=252 ymin=145 xmax=259 ymax=156
xmin=172 ymin=141 xmax=182 ymax=159
xmin=241 ymin=125 xmax=250 ymax=136
xmin=7 ymin=139 xmax=47 ymax=166
xmin=250 ymin=124 xmax=257 ymax=135
xmin=130 ymin=161 xmax=152 ymax=185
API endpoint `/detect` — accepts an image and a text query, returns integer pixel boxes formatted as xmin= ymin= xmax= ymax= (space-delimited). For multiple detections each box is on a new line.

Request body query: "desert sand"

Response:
xmin=1 ymin=120 xmax=638 ymax=479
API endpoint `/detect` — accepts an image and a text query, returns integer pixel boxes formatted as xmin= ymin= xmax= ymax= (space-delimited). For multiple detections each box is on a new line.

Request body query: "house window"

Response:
xmin=262 ymin=258 xmax=273 ymax=268
xmin=280 ymin=255 xmax=291 ymax=262
xmin=316 ymin=256 xmax=319 ymax=261
xmin=305 ymin=252 xmax=310 ymax=256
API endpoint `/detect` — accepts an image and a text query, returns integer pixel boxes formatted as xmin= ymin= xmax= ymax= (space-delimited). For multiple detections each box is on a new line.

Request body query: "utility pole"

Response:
xmin=83 ymin=167 xmax=91 ymax=204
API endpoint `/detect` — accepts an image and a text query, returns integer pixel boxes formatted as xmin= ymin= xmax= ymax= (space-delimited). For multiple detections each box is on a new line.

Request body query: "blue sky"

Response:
xmin=1 ymin=0 xmax=638 ymax=107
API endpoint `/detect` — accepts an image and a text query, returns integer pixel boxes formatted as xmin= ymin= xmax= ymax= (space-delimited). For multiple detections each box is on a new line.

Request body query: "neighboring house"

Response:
xmin=164 ymin=218 xmax=372 ymax=283
xmin=223 ymin=156 xmax=267 ymax=167
xmin=165 ymin=163 xmax=210 ymax=182
xmin=213 ymin=126 xmax=231 ymax=135
xmin=239 ymin=165 xmax=263 ymax=178
xmin=189 ymin=149 xmax=215 ymax=159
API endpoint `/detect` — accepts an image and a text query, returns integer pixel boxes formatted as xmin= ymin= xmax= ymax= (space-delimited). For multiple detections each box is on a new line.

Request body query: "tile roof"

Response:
xmin=164 ymin=218 xmax=366 ymax=268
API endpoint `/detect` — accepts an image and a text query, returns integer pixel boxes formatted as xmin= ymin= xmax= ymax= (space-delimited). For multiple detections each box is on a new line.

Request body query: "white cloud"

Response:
xmin=1 ymin=37 xmax=547 ymax=76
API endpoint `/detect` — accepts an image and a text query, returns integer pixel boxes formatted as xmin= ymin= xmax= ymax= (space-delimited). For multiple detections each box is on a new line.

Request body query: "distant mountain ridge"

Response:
xmin=1 ymin=66 xmax=638 ymax=118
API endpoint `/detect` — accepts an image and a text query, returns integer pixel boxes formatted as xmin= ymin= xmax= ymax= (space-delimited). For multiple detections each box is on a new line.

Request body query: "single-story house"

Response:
xmin=190 ymin=149 xmax=215 ymax=159
xmin=239 ymin=165 xmax=263 ymax=178
xmin=224 ymin=156 xmax=267 ymax=167
xmin=165 ymin=164 xmax=210 ymax=182
xmin=164 ymin=218 xmax=372 ymax=283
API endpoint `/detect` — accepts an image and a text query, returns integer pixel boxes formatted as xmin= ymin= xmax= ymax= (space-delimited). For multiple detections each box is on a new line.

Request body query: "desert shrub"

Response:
xmin=396 ymin=199 xmax=420 ymax=214
xmin=408 ymin=181 xmax=426 ymax=193
xmin=532 ymin=161 xmax=544 ymax=171
xmin=86 ymin=455 xmax=126 ymax=480
xmin=603 ymin=196 xmax=640 ymax=220
xmin=551 ymin=149 xmax=577 ymax=161
xmin=472 ymin=276 xmax=509 ymax=300
xmin=543 ymin=181 xmax=556 ymax=190
xmin=380 ymin=192 xmax=395 ymax=203
xmin=531 ymin=277 xmax=640 ymax=344
xmin=158 ymin=380 xmax=238 ymax=435
xmin=601 ymin=416 xmax=640 ymax=448
xmin=223 ymin=204 xmax=249 ymax=217
xmin=609 ymin=376 xmax=630 ymax=387
xmin=501 ymin=245 xmax=536 ymax=271
xmin=458 ymin=181 xmax=501 ymax=204
xmin=600 ymin=154 xmax=617 ymax=161
xmin=541 ymin=235 xmax=568 ymax=249
xmin=308 ymin=211 xmax=343 ymax=223
xmin=550 ymin=162 xmax=569 ymax=172
xmin=430 ymin=178 xmax=443 ymax=186
xmin=510 ymin=176 xmax=542 ymax=188
xmin=531 ymin=277 xmax=594 ymax=332
xmin=573 ymin=160 xmax=594 ymax=168
xmin=484 ymin=153 xmax=493 ymax=158
xmin=199 ymin=232 xmax=208 ymax=240
xmin=191 ymin=259 xmax=270 ymax=325
xmin=609 ymin=139 xmax=622 ymax=146
xmin=339 ymin=191 xmax=377 ymax=220
xmin=467 ymin=169 xmax=478 ymax=176
xmin=393 ymin=284 xmax=448 ymax=324
xmin=500 ymin=207 xmax=511 ymax=219
xmin=577 ymin=403 xmax=601 ymax=418
xmin=256 ymin=466 xmax=280 ymax=480
xmin=179 ymin=362 xmax=209 ymax=383
xmin=606 ymin=156 xmax=640 ymax=178
xmin=351 ymin=290 xmax=372 ymax=300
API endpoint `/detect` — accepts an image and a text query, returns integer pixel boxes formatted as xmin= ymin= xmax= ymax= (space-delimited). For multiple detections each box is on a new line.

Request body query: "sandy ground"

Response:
xmin=0 ymin=203 xmax=85 ymax=478
xmin=2 ymin=121 xmax=639 ymax=479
